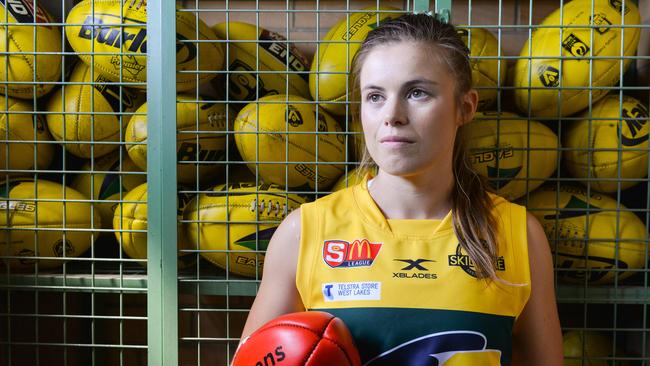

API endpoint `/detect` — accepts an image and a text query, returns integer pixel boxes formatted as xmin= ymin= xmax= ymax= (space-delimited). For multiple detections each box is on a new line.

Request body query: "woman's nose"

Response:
xmin=383 ymin=98 xmax=408 ymax=126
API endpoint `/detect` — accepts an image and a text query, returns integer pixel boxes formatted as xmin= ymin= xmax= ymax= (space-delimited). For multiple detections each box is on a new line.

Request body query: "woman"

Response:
xmin=238 ymin=14 xmax=563 ymax=365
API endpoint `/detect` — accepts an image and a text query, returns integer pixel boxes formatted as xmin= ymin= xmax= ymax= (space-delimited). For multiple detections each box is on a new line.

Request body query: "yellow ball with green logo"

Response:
xmin=527 ymin=184 xmax=647 ymax=284
xmin=310 ymin=7 xmax=402 ymax=116
xmin=563 ymin=95 xmax=649 ymax=193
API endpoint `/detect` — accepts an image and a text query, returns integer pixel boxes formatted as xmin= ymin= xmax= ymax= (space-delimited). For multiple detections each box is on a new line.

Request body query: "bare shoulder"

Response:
xmin=264 ymin=207 xmax=302 ymax=272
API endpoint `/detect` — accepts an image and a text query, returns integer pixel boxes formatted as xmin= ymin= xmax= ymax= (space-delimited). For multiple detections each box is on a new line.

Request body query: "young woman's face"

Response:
xmin=360 ymin=41 xmax=464 ymax=177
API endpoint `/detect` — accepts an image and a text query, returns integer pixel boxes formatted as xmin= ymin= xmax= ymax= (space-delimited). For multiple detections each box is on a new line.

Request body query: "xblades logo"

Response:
xmin=619 ymin=104 xmax=649 ymax=146
xmin=543 ymin=195 xmax=602 ymax=220
xmin=393 ymin=259 xmax=437 ymax=280
xmin=395 ymin=258 xmax=433 ymax=271
xmin=538 ymin=65 xmax=559 ymax=87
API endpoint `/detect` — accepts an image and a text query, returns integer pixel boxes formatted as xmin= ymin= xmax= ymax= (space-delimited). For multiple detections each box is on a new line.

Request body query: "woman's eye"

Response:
xmin=409 ymin=89 xmax=428 ymax=99
xmin=367 ymin=94 xmax=382 ymax=103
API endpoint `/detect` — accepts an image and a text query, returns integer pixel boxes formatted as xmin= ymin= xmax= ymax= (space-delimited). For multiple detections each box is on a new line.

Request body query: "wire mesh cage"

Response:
xmin=0 ymin=0 xmax=648 ymax=365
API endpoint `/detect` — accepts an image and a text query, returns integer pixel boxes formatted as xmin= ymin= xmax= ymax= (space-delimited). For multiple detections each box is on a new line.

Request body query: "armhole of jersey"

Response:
xmin=296 ymin=203 xmax=318 ymax=310
xmin=512 ymin=203 xmax=532 ymax=320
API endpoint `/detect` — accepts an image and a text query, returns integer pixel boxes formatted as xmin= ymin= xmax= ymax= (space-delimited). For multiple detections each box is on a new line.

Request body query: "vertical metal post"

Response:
xmin=413 ymin=1 xmax=451 ymax=23
xmin=413 ymin=0 xmax=431 ymax=13
xmin=147 ymin=1 xmax=178 ymax=365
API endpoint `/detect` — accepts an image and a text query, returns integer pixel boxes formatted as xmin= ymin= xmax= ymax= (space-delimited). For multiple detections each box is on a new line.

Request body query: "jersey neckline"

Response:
xmin=352 ymin=174 xmax=455 ymax=239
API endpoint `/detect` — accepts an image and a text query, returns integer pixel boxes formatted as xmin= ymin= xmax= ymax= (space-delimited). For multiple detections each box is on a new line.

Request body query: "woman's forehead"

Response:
xmin=359 ymin=42 xmax=453 ymax=87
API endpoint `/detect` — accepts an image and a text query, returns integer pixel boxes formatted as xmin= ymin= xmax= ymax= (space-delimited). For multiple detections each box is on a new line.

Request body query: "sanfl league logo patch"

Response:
xmin=323 ymin=239 xmax=382 ymax=268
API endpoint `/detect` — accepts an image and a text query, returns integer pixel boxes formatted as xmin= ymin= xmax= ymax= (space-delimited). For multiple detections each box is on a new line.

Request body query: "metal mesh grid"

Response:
xmin=0 ymin=0 xmax=647 ymax=365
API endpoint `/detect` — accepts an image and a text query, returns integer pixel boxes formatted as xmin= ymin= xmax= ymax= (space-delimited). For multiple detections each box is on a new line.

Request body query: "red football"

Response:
xmin=232 ymin=311 xmax=362 ymax=366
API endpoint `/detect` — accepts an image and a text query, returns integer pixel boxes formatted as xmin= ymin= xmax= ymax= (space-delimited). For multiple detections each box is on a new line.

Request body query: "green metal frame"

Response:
xmin=147 ymin=1 xmax=179 ymax=365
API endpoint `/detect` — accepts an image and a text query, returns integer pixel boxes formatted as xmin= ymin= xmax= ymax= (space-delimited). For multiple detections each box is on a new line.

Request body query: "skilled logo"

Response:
xmin=322 ymin=281 xmax=381 ymax=302
xmin=619 ymin=104 xmax=649 ymax=146
xmin=562 ymin=33 xmax=590 ymax=57
xmin=365 ymin=331 xmax=501 ymax=365
xmin=448 ymin=244 xmax=505 ymax=278
xmin=590 ymin=13 xmax=612 ymax=34
xmin=323 ymin=239 xmax=382 ymax=268
xmin=393 ymin=258 xmax=437 ymax=280
xmin=543 ymin=195 xmax=602 ymax=220
xmin=537 ymin=65 xmax=560 ymax=87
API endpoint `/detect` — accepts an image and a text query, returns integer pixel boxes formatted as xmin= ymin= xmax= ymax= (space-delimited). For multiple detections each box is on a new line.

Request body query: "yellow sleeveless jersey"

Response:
xmin=296 ymin=178 xmax=531 ymax=366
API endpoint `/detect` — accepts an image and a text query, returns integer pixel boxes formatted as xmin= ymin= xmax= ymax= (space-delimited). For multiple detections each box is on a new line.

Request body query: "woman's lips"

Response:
xmin=380 ymin=136 xmax=415 ymax=146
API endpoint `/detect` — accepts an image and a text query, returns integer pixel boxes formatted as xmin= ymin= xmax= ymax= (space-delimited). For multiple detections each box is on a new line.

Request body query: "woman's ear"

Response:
xmin=458 ymin=89 xmax=479 ymax=126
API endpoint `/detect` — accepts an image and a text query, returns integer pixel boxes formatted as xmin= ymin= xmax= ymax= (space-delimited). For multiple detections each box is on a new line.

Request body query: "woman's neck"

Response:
xmin=367 ymin=168 xmax=455 ymax=220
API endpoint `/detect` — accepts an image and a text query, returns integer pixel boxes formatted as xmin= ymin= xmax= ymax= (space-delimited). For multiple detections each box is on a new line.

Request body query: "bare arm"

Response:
xmin=511 ymin=212 xmax=563 ymax=366
xmin=239 ymin=208 xmax=305 ymax=340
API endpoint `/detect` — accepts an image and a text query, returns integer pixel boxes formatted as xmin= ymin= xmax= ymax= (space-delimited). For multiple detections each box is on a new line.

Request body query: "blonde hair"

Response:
xmin=350 ymin=14 xmax=501 ymax=280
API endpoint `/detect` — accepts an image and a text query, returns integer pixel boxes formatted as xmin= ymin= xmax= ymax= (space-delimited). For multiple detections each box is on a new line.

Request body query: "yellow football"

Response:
xmin=125 ymin=95 xmax=230 ymax=186
xmin=113 ymin=182 xmax=195 ymax=267
xmin=310 ymin=7 xmax=402 ymax=116
xmin=212 ymin=21 xmax=311 ymax=102
xmin=563 ymin=331 xmax=626 ymax=366
xmin=457 ymin=27 xmax=507 ymax=110
xmin=563 ymin=95 xmax=649 ymax=192
xmin=65 ymin=0 xmax=223 ymax=91
xmin=514 ymin=0 xmax=640 ymax=117
xmin=0 ymin=179 xmax=99 ymax=269
xmin=0 ymin=96 xmax=54 ymax=171
xmin=0 ymin=0 xmax=62 ymax=98
xmin=47 ymin=62 xmax=145 ymax=158
xmin=71 ymin=151 xmax=146 ymax=230
xmin=183 ymin=181 xmax=306 ymax=277
xmin=465 ymin=111 xmax=559 ymax=200
xmin=234 ymin=94 xmax=346 ymax=189
xmin=527 ymin=184 xmax=647 ymax=284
